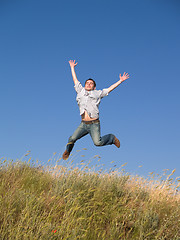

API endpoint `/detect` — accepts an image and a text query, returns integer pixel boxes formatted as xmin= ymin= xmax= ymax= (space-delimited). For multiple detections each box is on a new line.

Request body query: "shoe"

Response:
xmin=114 ymin=136 xmax=120 ymax=148
xmin=62 ymin=150 xmax=70 ymax=160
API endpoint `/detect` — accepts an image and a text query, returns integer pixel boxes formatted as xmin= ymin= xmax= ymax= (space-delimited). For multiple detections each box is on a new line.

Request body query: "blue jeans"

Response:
xmin=66 ymin=121 xmax=115 ymax=153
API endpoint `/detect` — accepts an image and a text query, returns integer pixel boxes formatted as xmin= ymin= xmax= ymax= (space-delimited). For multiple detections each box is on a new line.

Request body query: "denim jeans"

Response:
xmin=66 ymin=121 xmax=115 ymax=153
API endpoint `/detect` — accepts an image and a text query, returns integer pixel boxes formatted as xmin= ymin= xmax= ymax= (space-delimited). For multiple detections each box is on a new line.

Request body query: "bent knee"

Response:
xmin=93 ymin=140 xmax=102 ymax=147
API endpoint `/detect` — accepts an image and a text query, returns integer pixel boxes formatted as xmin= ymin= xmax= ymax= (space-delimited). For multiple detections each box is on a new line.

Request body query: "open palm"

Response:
xmin=119 ymin=72 xmax=129 ymax=82
xmin=69 ymin=60 xmax=78 ymax=68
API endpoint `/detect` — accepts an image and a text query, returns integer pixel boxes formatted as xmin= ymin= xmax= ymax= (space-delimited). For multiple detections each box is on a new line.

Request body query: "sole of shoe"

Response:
xmin=62 ymin=151 xmax=70 ymax=160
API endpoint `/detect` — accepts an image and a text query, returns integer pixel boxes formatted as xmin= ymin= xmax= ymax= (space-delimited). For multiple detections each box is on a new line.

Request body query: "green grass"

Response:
xmin=0 ymin=157 xmax=180 ymax=240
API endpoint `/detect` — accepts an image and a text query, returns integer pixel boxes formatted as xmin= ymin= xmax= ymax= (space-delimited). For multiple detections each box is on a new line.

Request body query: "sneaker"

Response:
xmin=114 ymin=136 xmax=120 ymax=148
xmin=62 ymin=150 xmax=70 ymax=160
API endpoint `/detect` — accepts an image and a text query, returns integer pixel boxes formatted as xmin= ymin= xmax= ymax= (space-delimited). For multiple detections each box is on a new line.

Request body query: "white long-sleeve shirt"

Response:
xmin=74 ymin=82 xmax=109 ymax=119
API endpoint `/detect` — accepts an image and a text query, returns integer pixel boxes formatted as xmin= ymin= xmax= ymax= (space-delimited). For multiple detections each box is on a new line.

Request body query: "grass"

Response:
xmin=0 ymin=155 xmax=180 ymax=240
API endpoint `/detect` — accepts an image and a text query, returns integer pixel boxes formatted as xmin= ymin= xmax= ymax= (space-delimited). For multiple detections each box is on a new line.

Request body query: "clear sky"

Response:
xmin=0 ymin=0 xmax=180 ymax=179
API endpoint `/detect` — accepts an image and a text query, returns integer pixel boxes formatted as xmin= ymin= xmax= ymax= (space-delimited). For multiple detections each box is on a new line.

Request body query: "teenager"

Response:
xmin=62 ymin=60 xmax=129 ymax=160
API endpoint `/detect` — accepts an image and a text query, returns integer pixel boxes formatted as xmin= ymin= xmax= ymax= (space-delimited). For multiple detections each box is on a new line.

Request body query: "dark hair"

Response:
xmin=85 ymin=78 xmax=96 ymax=88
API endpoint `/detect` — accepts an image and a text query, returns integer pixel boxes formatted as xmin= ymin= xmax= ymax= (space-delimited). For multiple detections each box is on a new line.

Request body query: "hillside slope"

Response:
xmin=0 ymin=159 xmax=179 ymax=239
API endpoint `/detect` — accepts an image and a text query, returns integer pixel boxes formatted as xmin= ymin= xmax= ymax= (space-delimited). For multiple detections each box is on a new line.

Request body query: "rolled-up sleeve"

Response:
xmin=74 ymin=82 xmax=83 ymax=93
xmin=100 ymin=88 xmax=109 ymax=98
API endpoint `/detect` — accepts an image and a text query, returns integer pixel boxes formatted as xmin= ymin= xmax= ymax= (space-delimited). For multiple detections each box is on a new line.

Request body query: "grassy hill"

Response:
xmin=0 ymin=157 xmax=180 ymax=240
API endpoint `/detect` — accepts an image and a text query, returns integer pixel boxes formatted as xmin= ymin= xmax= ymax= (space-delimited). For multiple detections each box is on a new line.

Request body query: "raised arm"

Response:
xmin=107 ymin=72 xmax=129 ymax=93
xmin=69 ymin=60 xmax=79 ymax=85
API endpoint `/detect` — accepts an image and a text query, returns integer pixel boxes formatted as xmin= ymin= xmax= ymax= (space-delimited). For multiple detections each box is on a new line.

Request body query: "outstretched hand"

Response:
xmin=119 ymin=72 xmax=129 ymax=82
xmin=69 ymin=60 xmax=78 ymax=68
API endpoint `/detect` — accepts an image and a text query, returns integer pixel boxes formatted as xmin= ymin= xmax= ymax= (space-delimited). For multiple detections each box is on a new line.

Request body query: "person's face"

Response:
xmin=85 ymin=80 xmax=96 ymax=91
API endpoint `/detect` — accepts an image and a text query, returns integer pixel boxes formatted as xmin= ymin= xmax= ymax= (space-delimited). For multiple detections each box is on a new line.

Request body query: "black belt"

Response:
xmin=82 ymin=119 xmax=100 ymax=124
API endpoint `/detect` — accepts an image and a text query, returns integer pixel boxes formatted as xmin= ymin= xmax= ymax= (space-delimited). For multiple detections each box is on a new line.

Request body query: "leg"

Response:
xmin=89 ymin=122 xmax=116 ymax=146
xmin=66 ymin=122 xmax=88 ymax=153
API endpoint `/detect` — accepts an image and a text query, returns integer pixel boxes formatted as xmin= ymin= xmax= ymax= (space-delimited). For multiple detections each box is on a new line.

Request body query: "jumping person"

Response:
xmin=62 ymin=60 xmax=129 ymax=160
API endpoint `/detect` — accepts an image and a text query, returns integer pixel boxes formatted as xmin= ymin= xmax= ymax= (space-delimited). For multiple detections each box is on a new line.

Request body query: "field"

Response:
xmin=0 ymin=154 xmax=180 ymax=240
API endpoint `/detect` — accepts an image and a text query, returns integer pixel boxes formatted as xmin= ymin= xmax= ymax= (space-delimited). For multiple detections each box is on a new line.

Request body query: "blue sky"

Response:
xmin=0 ymin=0 xmax=180 ymax=179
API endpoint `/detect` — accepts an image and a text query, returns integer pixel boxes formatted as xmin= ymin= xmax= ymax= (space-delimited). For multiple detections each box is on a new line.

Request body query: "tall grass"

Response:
xmin=0 ymin=156 xmax=179 ymax=240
